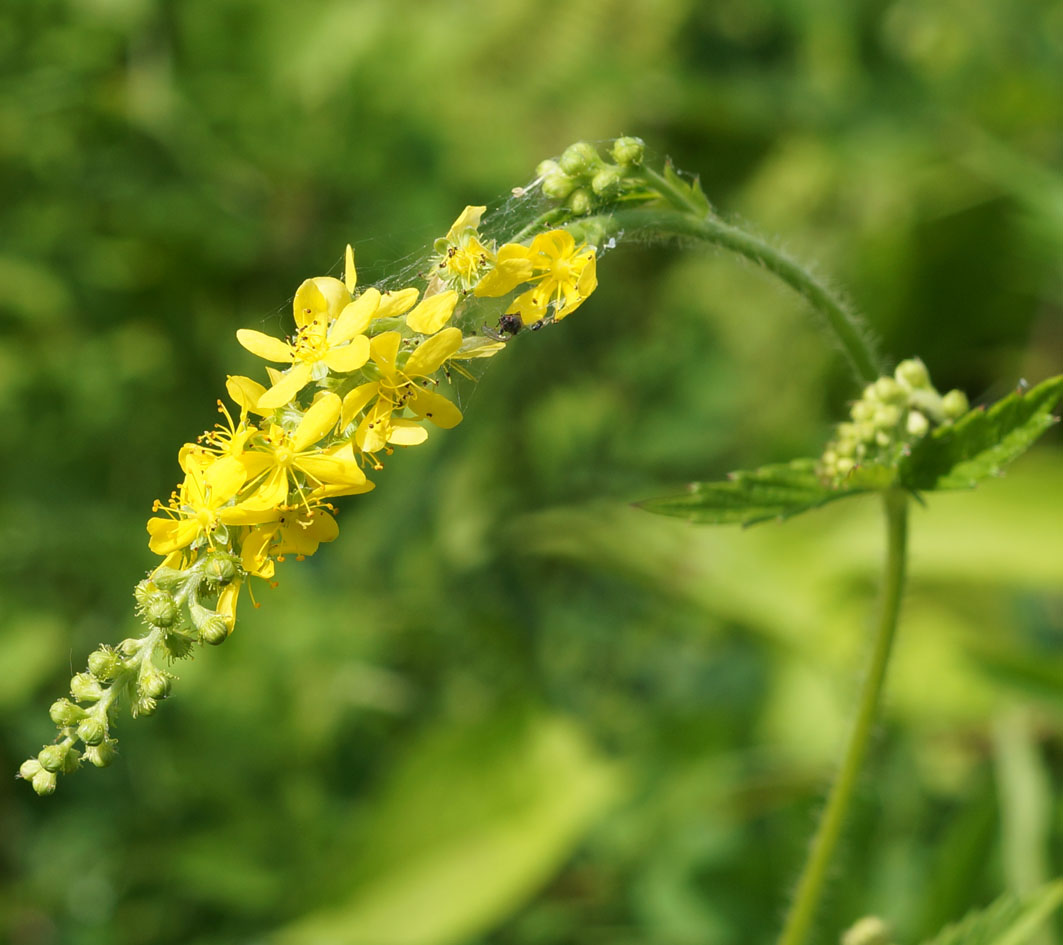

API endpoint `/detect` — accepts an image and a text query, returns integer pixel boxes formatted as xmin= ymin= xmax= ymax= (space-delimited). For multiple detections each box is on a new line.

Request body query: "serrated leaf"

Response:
xmin=919 ymin=880 xmax=1063 ymax=945
xmin=637 ymin=458 xmax=864 ymax=527
xmin=902 ymin=375 xmax=1063 ymax=491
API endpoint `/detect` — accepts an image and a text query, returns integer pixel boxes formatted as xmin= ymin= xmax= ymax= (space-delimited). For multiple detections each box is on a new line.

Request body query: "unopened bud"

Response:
xmin=70 ymin=673 xmax=104 ymax=703
xmin=87 ymin=648 xmax=120 ymax=682
xmin=50 ymin=698 xmax=86 ymax=727
xmin=611 ymin=136 xmax=645 ymax=166
xmin=941 ymin=388 xmax=968 ymax=419
xmin=872 ymin=377 xmax=906 ymax=404
xmin=32 ymin=770 xmax=58 ymax=796
xmin=906 ymin=410 xmax=929 ymax=437
xmin=875 ymin=405 xmax=902 ymax=429
xmin=203 ymin=553 xmax=237 ymax=587
xmin=535 ymin=158 xmax=563 ymax=179
xmin=850 ymin=400 xmax=874 ymax=422
xmin=85 ymin=739 xmax=117 ymax=768
xmin=591 ymin=166 xmax=623 ymax=198
xmin=77 ymin=717 xmax=107 ymax=746
xmin=559 ymin=141 xmax=602 ymax=176
xmin=841 ymin=916 xmax=892 ymax=945
xmin=200 ymin=616 xmax=230 ymax=646
xmin=895 ymin=358 xmax=930 ymax=390
xmin=38 ymin=744 xmax=68 ymax=773
xmin=118 ymin=637 xmax=142 ymax=658
xmin=150 ymin=566 xmax=188 ymax=591
xmin=541 ymin=173 xmax=577 ymax=200
xmin=566 ymin=188 xmax=593 ymax=216
xmin=134 ymin=695 xmax=158 ymax=717
xmin=134 ymin=580 xmax=155 ymax=608
xmin=19 ymin=758 xmax=43 ymax=780
xmin=139 ymin=668 xmax=171 ymax=700
xmin=144 ymin=592 xmax=178 ymax=627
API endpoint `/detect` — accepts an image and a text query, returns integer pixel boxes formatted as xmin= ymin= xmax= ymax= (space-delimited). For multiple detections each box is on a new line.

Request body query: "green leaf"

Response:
xmin=919 ymin=880 xmax=1063 ymax=945
xmin=271 ymin=708 xmax=621 ymax=945
xmin=637 ymin=458 xmax=864 ymax=527
xmin=663 ymin=159 xmax=711 ymax=214
xmin=901 ymin=375 xmax=1063 ymax=491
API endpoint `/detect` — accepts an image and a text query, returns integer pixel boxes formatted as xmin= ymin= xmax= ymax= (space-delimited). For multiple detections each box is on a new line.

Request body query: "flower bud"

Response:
xmin=50 ymin=698 xmax=86 ymax=727
xmin=87 ymin=648 xmax=120 ymax=682
xmin=31 ymin=770 xmax=58 ymax=796
xmin=895 ymin=358 xmax=929 ymax=390
xmin=150 ymin=566 xmax=188 ymax=591
xmin=203 ymin=553 xmax=237 ymax=587
xmin=906 ymin=410 xmax=929 ymax=437
xmin=70 ymin=673 xmax=104 ymax=703
xmin=566 ymin=188 xmax=593 ymax=216
xmin=874 ymin=405 xmax=902 ymax=429
xmin=200 ymin=616 xmax=230 ymax=646
xmin=611 ymin=136 xmax=645 ymax=166
xmin=941 ymin=388 xmax=968 ymax=420
xmin=77 ymin=716 xmax=107 ymax=746
xmin=541 ymin=172 xmax=577 ymax=201
xmin=85 ymin=739 xmax=117 ymax=768
xmin=850 ymin=400 xmax=874 ymax=422
xmin=144 ymin=592 xmax=178 ymax=627
xmin=559 ymin=141 xmax=602 ymax=177
xmin=535 ymin=158 xmax=563 ymax=179
xmin=118 ymin=637 xmax=142 ymax=658
xmin=19 ymin=758 xmax=43 ymax=780
xmin=842 ymin=916 xmax=892 ymax=945
xmin=872 ymin=377 xmax=906 ymax=404
xmin=134 ymin=580 xmax=156 ymax=608
xmin=134 ymin=695 xmax=158 ymax=717
xmin=140 ymin=668 xmax=171 ymax=700
xmin=38 ymin=744 xmax=68 ymax=773
xmin=591 ymin=166 xmax=623 ymax=198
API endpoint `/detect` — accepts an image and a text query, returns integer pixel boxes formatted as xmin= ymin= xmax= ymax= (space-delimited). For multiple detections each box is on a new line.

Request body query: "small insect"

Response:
xmin=498 ymin=314 xmax=523 ymax=335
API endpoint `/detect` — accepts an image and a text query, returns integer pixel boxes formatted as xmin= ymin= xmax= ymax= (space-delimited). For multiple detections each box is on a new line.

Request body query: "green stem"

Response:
xmin=776 ymin=488 xmax=909 ymax=945
xmin=601 ymin=207 xmax=881 ymax=385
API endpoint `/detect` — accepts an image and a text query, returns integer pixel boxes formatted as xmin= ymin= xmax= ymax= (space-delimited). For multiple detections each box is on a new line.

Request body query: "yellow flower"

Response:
xmin=146 ymin=454 xmax=275 ymax=556
xmin=236 ymin=247 xmax=378 ymax=410
xmin=238 ymin=392 xmax=372 ymax=509
xmin=430 ymin=206 xmax=495 ymax=292
xmin=241 ymin=506 xmax=339 ymax=573
xmin=341 ymin=329 xmax=464 ymax=454
xmin=475 ymin=229 xmax=597 ymax=325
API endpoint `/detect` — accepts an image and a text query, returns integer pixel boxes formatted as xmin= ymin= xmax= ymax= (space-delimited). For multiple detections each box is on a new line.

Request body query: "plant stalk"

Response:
xmin=776 ymin=487 xmax=909 ymax=945
xmin=603 ymin=207 xmax=881 ymax=385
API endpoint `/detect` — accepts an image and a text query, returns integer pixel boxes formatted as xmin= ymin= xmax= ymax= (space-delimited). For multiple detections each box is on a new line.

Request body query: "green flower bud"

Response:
xmin=873 ymin=377 xmax=906 ymax=404
xmin=842 ymin=916 xmax=892 ymax=945
xmin=61 ymin=747 xmax=81 ymax=774
xmin=150 ymin=566 xmax=188 ymax=591
xmin=566 ymin=188 xmax=593 ymax=216
xmin=875 ymin=430 xmax=891 ymax=447
xmin=535 ymin=158 xmax=563 ymax=179
xmin=591 ymin=166 xmax=623 ymax=198
xmin=541 ymin=173 xmax=577 ymax=200
xmin=139 ymin=668 xmax=171 ymax=700
xmin=134 ymin=695 xmax=158 ymax=717
xmin=850 ymin=400 xmax=874 ymax=422
xmin=144 ymin=592 xmax=178 ymax=628
xmin=874 ymin=405 xmax=902 ymax=429
xmin=50 ymin=698 xmax=86 ymax=727
xmin=200 ymin=616 xmax=230 ymax=646
xmin=134 ymin=580 xmax=156 ymax=608
xmin=77 ymin=717 xmax=107 ymax=746
xmin=895 ymin=358 xmax=930 ymax=389
xmin=38 ymin=744 xmax=68 ymax=773
xmin=610 ymin=136 xmax=645 ymax=166
xmin=87 ymin=648 xmax=120 ymax=682
xmin=19 ymin=758 xmax=43 ymax=780
xmin=836 ymin=457 xmax=855 ymax=476
xmin=906 ymin=410 xmax=929 ymax=437
xmin=70 ymin=672 xmax=104 ymax=703
xmin=941 ymin=388 xmax=969 ymax=420
xmin=559 ymin=141 xmax=601 ymax=176
xmin=203 ymin=553 xmax=237 ymax=587
xmin=85 ymin=739 xmax=117 ymax=768
xmin=31 ymin=770 xmax=58 ymax=796
xmin=118 ymin=637 xmax=142 ymax=658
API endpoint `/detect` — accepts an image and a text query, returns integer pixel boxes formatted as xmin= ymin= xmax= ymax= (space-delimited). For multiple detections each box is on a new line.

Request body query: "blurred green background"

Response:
xmin=1 ymin=1 xmax=1061 ymax=943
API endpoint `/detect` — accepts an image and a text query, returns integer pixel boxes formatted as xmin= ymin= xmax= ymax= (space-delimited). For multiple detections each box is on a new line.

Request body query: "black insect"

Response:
xmin=498 ymin=313 xmax=523 ymax=335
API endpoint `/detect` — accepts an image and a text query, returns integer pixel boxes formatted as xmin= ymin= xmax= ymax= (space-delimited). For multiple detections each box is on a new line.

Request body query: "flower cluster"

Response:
xmin=21 ymin=206 xmax=600 ymax=793
xmin=535 ymin=137 xmax=646 ymax=216
xmin=820 ymin=358 xmax=969 ymax=486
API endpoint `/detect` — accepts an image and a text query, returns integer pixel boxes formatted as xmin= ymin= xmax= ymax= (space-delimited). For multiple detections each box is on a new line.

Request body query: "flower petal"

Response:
xmin=323 ymin=336 xmax=370 ymax=374
xmin=405 ymin=326 xmax=462 ymax=376
xmin=292 ymin=279 xmax=329 ymax=329
xmin=331 ymin=289 xmax=380 ymax=343
xmin=292 ymin=392 xmax=342 ymax=452
xmin=341 ymin=382 xmax=380 ymax=428
xmin=257 ymin=362 xmax=314 ymax=410
xmin=474 ymin=246 xmax=534 ymax=297
xmin=226 ymin=375 xmax=271 ymax=416
xmin=147 ymin=518 xmax=202 ymax=555
xmin=408 ymin=387 xmax=462 ymax=429
xmin=376 ymin=288 xmax=420 ymax=320
xmin=236 ymin=330 xmax=294 ymax=363
xmin=204 ymin=456 xmax=247 ymax=504
xmin=406 ymin=290 xmax=457 ymax=335
xmin=344 ymin=244 xmax=357 ymax=294
xmin=445 ymin=205 xmax=485 ymax=242
xmin=387 ymin=419 xmax=429 ymax=446
xmin=369 ymin=332 xmax=401 ymax=374
xmin=240 ymin=466 xmax=289 ymax=511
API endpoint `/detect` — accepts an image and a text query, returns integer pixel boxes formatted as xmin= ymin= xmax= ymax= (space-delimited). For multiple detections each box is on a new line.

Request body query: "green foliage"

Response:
xmin=902 ymin=376 xmax=1063 ymax=491
xmin=920 ymin=881 xmax=1063 ymax=945
xmin=637 ymin=458 xmax=862 ymax=526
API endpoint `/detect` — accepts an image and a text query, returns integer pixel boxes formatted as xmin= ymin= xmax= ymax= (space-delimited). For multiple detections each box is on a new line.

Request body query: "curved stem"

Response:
xmin=776 ymin=488 xmax=909 ymax=945
xmin=602 ymin=207 xmax=881 ymax=385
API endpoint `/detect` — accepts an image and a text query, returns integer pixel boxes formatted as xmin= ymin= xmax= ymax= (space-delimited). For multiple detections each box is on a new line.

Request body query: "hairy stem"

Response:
xmin=602 ymin=207 xmax=881 ymax=385
xmin=776 ymin=488 xmax=909 ymax=945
